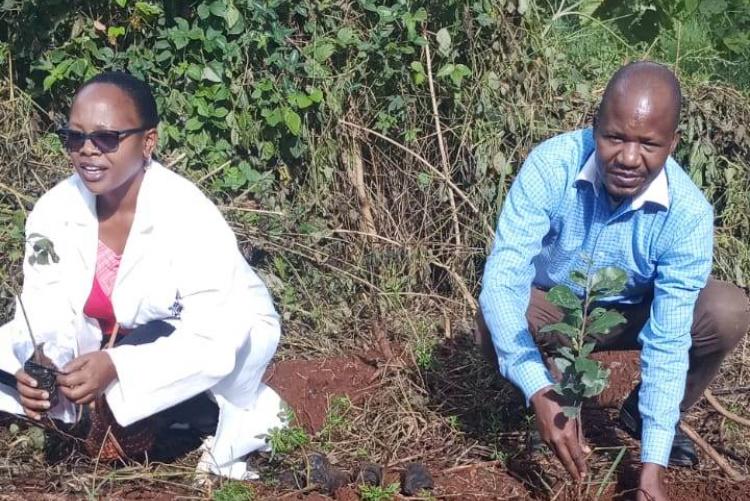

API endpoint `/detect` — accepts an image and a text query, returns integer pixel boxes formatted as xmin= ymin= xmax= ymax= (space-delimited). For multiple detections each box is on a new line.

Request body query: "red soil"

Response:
xmin=263 ymin=355 xmax=379 ymax=433
xmin=258 ymin=349 xmax=750 ymax=501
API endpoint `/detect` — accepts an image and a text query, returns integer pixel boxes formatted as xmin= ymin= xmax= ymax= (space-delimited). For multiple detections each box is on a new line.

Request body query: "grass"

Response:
xmin=358 ymin=482 xmax=400 ymax=501
xmin=212 ymin=481 xmax=256 ymax=501
xmin=265 ymin=408 xmax=311 ymax=461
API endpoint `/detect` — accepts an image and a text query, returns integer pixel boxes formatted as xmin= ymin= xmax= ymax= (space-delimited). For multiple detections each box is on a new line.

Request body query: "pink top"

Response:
xmin=82 ymin=241 xmax=122 ymax=337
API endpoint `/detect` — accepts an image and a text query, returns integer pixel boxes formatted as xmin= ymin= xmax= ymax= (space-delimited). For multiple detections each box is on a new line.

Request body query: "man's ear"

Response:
xmin=669 ymin=129 xmax=680 ymax=155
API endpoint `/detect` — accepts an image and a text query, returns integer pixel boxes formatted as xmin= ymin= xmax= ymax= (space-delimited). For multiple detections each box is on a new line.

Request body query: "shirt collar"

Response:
xmin=575 ymin=152 xmax=670 ymax=210
xmin=71 ymin=159 xmax=159 ymax=230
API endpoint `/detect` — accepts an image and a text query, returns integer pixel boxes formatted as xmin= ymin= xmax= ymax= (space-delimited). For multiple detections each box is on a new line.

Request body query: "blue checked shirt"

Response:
xmin=479 ymin=128 xmax=713 ymax=466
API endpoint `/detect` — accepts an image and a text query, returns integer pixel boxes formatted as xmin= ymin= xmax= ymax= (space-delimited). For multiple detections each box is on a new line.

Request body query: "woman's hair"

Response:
xmin=75 ymin=71 xmax=159 ymax=129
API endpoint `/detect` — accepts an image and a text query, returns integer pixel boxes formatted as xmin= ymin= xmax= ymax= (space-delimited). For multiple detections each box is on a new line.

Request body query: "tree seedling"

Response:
xmin=540 ymin=266 xmax=628 ymax=445
xmin=4 ymin=233 xmax=61 ymax=405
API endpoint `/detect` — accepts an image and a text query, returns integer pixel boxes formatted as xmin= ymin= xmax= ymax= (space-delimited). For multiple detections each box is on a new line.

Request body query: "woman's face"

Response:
xmin=66 ymin=83 xmax=157 ymax=196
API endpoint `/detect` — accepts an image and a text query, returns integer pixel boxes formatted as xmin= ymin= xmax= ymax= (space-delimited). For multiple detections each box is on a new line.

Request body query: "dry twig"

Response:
xmin=423 ymin=33 xmax=461 ymax=252
xmin=678 ymin=422 xmax=745 ymax=482
xmin=704 ymin=389 xmax=750 ymax=428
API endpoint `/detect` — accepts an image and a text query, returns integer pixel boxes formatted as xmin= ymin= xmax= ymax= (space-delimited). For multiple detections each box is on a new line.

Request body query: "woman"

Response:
xmin=0 ymin=72 xmax=283 ymax=479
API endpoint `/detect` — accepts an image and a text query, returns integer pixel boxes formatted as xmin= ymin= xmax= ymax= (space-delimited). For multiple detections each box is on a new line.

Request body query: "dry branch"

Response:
xmin=424 ymin=33 xmax=461 ymax=251
xmin=342 ymin=135 xmax=377 ymax=238
xmin=678 ymin=422 xmax=745 ymax=482
xmin=338 ymin=119 xmax=495 ymax=239
xmin=704 ymin=389 xmax=750 ymax=428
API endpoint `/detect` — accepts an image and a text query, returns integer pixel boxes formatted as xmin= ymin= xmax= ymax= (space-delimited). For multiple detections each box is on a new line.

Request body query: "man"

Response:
xmin=477 ymin=61 xmax=750 ymax=500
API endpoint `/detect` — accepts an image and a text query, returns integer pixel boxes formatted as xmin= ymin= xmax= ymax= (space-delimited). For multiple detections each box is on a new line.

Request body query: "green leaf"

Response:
xmin=580 ymin=342 xmax=596 ymax=358
xmin=591 ymin=267 xmax=627 ymax=295
xmin=197 ymin=3 xmax=210 ymax=19
xmin=209 ymin=0 xmax=226 ymax=17
xmin=436 ymin=28 xmax=451 ymax=56
xmin=574 ymin=356 xmax=599 ymax=375
xmin=262 ymin=107 xmax=283 ymax=127
xmin=558 ymin=346 xmax=575 ymax=361
xmin=450 ymin=64 xmax=471 ymax=86
xmin=283 ymin=108 xmax=302 ymax=135
xmin=288 ymin=92 xmax=313 ymax=109
xmin=114 ymin=0 xmax=127 ymax=7
xmin=546 ymin=285 xmax=582 ymax=311
xmin=562 ymin=405 xmax=580 ymax=419
xmin=539 ymin=322 xmax=579 ymax=339
xmin=555 ymin=357 xmax=572 ymax=373
xmin=313 ymin=42 xmax=335 ymax=63
xmin=570 ymin=270 xmax=587 ymax=287
xmin=307 ymin=88 xmax=323 ymax=103
xmin=336 ymin=27 xmax=357 ymax=45
xmin=134 ymin=2 xmax=162 ymax=17
xmin=186 ymin=63 xmax=202 ymax=81
xmin=107 ymin=26 xmax=125 ymax=40
xmin=185 ymin=117 xmax=203 ymax=131
xmin=225 ymin=4 xmax=241 ymax=29
xmin=579 ymin=0 xmax=604 ymax=16
xmin=436 ymin=63 xmax=454 ymax=79
xmin=589 ymin=307 xmax=606 ymax=319
xmin=587 ymin=311 xmax=626 ymax=335
xmin=201 ymin=65 xmax=222 ymax=83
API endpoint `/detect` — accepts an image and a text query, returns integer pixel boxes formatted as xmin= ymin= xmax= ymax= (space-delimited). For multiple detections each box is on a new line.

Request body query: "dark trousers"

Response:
xmin=476 ymin=278 xmax=750 ymax=410
xmin=109 ymin=320 xmax=219 ymax=431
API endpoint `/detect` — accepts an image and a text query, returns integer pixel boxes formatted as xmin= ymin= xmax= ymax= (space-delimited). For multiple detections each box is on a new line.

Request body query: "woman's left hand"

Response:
xmin=57 ymin=352 xmax=118 ymax=404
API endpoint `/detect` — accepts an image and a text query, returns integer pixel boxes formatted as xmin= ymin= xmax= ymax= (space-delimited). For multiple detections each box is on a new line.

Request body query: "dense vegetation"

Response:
xmin=2 ymin=0 xmax=749 ymax=348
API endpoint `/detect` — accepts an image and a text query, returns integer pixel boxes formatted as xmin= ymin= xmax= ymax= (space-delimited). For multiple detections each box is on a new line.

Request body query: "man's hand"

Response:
xmin=531 ymin=385 xmax=590 ymax=481
xmin=637 ymin=463 xmax=668 ymax=501
xmin=57 ymin=352 xmax=117 ymax=405
xmin=15 ymin=369 xmax=50 ymax=420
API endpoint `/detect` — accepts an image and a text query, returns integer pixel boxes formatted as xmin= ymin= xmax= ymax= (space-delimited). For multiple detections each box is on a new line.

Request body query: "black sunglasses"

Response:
xmin=57 ymin=127 xmax=149 ymax=153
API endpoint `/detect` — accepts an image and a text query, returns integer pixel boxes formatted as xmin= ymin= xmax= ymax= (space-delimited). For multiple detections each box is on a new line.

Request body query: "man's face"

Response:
xmin=594 ymin=91 xmax=679 ymax=202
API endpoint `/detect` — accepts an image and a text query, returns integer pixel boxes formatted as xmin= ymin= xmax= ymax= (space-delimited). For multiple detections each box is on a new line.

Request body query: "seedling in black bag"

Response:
xmin=17 ymin=233 xmax=61 ymax=406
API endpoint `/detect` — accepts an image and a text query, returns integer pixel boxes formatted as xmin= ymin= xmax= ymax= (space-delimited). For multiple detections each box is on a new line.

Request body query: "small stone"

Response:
xmin=324 ymin=467 xmax=350 ymax=494
xmin=305 ymin=452 xmax=350 ymax=494
xmin=355 ymin=462 xmax=383 ymax=486
xmin=278 ymin=469 xmax=305 ymax=490
xmin=307 ymin=452 xmax=331 ymax=486
xmin=400 ymin=463 xmax=433 ymax=496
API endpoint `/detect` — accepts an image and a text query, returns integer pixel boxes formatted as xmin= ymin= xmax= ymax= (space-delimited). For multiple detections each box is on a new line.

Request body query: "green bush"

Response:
xmin=2 ymin=0 xmax=749 ymax=344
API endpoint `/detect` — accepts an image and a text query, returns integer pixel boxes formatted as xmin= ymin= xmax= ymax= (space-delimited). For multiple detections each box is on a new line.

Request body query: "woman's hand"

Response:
xmin=15 ymin=369 xmax=51 ymax=420
xmin=57 ymin=352 xmax=118 ymax=404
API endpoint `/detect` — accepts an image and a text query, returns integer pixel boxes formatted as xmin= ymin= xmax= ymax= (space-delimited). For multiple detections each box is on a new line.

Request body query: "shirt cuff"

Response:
xmin=508 ymin=359 xmax=556 ymax=406
xmin=640 ymin=426 xmax=675 ymax=467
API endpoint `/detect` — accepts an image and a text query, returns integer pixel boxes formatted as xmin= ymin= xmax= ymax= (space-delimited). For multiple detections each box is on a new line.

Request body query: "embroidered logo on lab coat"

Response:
xmin=169 ymin=291 xmax=183 ymax=319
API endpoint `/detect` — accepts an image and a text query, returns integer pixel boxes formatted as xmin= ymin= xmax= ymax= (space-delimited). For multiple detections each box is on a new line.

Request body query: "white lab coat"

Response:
xmin=0 ymin=160 xmax=283 ymax=474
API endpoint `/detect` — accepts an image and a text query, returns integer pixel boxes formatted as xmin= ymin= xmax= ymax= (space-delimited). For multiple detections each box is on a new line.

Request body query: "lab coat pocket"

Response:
xmin=139 ymin=281 xmax=181 ymax=323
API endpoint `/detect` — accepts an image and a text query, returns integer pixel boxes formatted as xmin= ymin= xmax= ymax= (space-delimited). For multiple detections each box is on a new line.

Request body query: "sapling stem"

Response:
xmin=15 ymin=294 xmax=40 ymax=363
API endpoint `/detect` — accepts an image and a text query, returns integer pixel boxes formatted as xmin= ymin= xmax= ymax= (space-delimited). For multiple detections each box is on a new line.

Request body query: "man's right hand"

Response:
xmin=530 ymin=385 xmax=589 ymax=481
xmin=14 ymin=369 xmax=50 ymax=420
